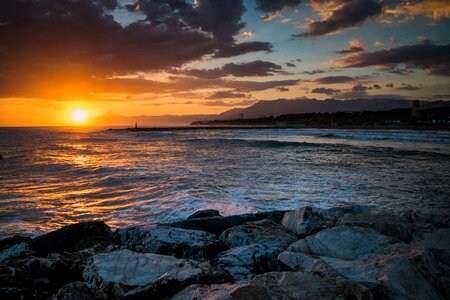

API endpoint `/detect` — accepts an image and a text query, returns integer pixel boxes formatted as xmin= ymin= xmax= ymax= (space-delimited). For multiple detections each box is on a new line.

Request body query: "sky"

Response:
xmin=0 ymin=0 xmax=449 ymax=126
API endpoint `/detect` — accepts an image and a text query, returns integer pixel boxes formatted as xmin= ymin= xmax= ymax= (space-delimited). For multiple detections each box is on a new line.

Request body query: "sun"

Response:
xmin=71 ymin=109 xmax=88 ymax=123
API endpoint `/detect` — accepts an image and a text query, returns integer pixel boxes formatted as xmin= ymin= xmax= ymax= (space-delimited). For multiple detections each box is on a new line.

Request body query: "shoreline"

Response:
xmin=0 ymin=206 xmax=448 ymax=299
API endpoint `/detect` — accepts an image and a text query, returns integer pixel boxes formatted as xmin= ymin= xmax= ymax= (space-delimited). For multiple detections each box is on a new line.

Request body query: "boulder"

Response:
xmin=287 ymin=226 xmax=391 ymax=260
xmin=188 ymin=209 xmax=221 ymax=219
xmin=281 ymin=205 xmax=368 ymax=237
xmin=172 ymin=283 xmax=271 ymax=300
xmin=407 ymin=208 xmax=450 ymax=228
xmin=277 ymin=251 xmax=337 ymax=275
xmin=52 ymin=282 xmax=95 ymax=300
xmin=412 ymin=228 xmax=450 ymax=265
xmin=0 ymin=242 xmax=31 ymax=263
xmin=83 ymin=249 xmax=231 ymax=299
xmin=337 ymin=213 xmax=412 ymax=242
xmin=0 ymin=252 xmax=85 ymax=300
xmin=220 ymin=219 xmax=296 ymax=249
xmin=29 ymin=222 xmax=114 ymax=256
xmin=254 ymin=210 xmax=288 ymax=223
xmin=250 ymin=271 xmax=372 ymax=300
xmin=116 ymin=225 xmax=220 ymax=259
xmin=169 ymin=213 xmax=257 ymax=235
xmin=321 ymin=244 xmax=450 ymax=299
xmin=0 ymin=236 xmax=31 ymax=251
xmin=215 ymin=244 xmax=282 ymax=280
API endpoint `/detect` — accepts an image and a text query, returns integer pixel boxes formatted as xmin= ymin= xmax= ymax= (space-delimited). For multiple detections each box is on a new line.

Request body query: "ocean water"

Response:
xmin=0 ymin=127 xmax=449 ymax=238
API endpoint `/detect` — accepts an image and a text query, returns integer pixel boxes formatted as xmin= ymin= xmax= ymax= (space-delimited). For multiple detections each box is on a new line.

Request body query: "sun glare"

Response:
xmin=71 ymin=109 xmax=88 ymax=123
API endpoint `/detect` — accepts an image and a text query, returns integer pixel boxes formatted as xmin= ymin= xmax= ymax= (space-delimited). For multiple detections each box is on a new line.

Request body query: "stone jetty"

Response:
xmin=0 ymin=205 xmax=448 ymax=299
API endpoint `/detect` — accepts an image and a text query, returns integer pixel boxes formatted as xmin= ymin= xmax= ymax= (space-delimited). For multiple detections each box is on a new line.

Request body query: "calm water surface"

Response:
xmin=0 ymin=127 xmax=449 ymax=237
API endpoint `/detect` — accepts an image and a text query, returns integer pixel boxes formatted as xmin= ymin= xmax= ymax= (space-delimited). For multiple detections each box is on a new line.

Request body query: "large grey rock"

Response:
xmin=83 ymin=249 xmax=231 ymax=299
xmin=220 ymin=219 xmax=296 ymax=249
xmin=0 ymin=236 xmax=31 ymax=252
xmin=337 ymin=213 xmax=412 ymax=242
xmin=0 ymin=242 xmax=30 ymax=263
xmin=281 ymin=205 xmax=370 ymax=237
xmin=277 ymin=251 xmax=337 ymax=275
xmin=287 ymin=226 xmax=391 ymax=260
xmin=117 ymin=225 xmax=220 ymax=259
xmin=29 ymin=221 xmax=114 ymax=256
xmin=321 ymin=244 xmax=450 ymax=300
xmin=250 ymin=271 xmax=372 ymax=300
xmin=172 ymin=283 xmax=270 ymax=300
xmin=169 ymin=213 xmax=257 ymax=235
xmin=215 ymin=244 xmax=281 ymax=280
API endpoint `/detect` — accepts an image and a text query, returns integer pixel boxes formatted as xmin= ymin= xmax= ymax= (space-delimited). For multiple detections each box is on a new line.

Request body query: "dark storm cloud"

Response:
xmin=206 ymin=91 xmax=248 ymax=99
xmin=232 ymin=79 xmax=301 ymax=92
xmin=373 ymin=84 xmax=382 ymax=89
xmin=0 ymin=0 xmax=274 ymax=98
xmin=185 ymin=61 xmax=285 ymax=79
xmin=397 ymin=83 xmax=421 ymax=91
xmin=296 ymin=0 xmax=383 ymax=38
xmin=352 ymin=84 xmax=372 ymax=92
xmin=311 ymin=87 xmax=341 ymax=95
xmin=276 ymin=87 xmax=290 ymax=92
xmin=338 ymin=42 xmax=450 ymax=76
xmin=336 ymin=46 xmax=364 ymax=54
xmin=301 ymin=69 xmax=326 ymax=75
xmin=255 ymin=0 xmax=302 ymax=13
xmin=203 ymin=99 xmax=256 ymax=106
xmin=286 ymin=62 xmax=296 ymax=67
xmin=314 ymin=76 xmax=360 ymax=84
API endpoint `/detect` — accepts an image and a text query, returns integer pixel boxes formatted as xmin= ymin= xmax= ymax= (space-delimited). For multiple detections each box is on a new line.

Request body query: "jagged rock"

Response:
xmin=254 ymin=210 xmax=288 ymax=223
xmin=29 ymin=222 xmax=114 ymax=256
xmin=0 ymin=242 xmax=31 ymax=263
xmin=220 ymin=219 xmax=296 ymax=249
xmin=0 ymin=236 xmax=31 ymax=251
xmin=287 ymin=226 xmax=391 ymax=260
xmin=188 ymin=209 xmax=221 ymax=219
xmin=116 ymin=225 xmax=221 ymax=259
xmin=412 ymin=228 xmax=450 ymax=265
xmin=83 ymin=249 xmax=231 ymax=299
xmin=0 ymin=252 xmax=85 ymax=300
xmin=407 ymin=208 xmax=450 ymax=228
xmin=169 ymin=213 xmax=257 ymax=235
xmin=250 ymin=271 xmax=372 ymax=300
xmin=52 ymin=282 xmax=95 ymax=300
xmin=172 ymin=283 xmax=271 ymax=300
xmin=277 ymin=251 xmax=337 ymax=275
xmin=215 ymin=244 xmax=282 ymax=280
xmin=337 ymin=213 xmax=412 ymax=242
xmin=281 ymin=205 xmax=369 ymax=237
xmin=321 ymin=244 xmax=450 ymax=299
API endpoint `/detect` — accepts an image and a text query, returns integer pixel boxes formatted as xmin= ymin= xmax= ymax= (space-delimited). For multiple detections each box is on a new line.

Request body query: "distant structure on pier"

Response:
xmin=411 ymin=100 xmax=420 ymax=117
xmin=135 ymin=122 xmax=138 ymax=130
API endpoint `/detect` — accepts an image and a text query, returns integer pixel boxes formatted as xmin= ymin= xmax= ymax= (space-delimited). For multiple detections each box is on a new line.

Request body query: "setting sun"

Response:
xmin=71 ymin=109 xmax=88 ymax=123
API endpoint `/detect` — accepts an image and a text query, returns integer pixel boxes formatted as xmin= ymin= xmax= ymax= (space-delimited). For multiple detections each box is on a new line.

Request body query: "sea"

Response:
xmin=0 ymin=127 xmax=449 ymax=238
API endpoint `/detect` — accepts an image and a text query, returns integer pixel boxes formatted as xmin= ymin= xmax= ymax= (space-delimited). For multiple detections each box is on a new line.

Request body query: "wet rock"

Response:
xmin=337 ymin=213 xmax=412 ymax=242
xmin=83 ymin=249 xmax=231 ymax=299
xmin=116 ymin=225 xmax=221 ymax=259
xmin=0 ymin=236 xmax=31 ymax=251
xmin=287 ymin=226 xmax=391 ymax=260
xmin=169 ymin=213 xmax=257 ymax=235
xmin=172 ymin=283 xmax=271 ymax=300
xmin=29 ymin=221 xmax=114 ymax=256
xmin=215 ymin=244 xmax=282 ymax=280
xmin=277 ymin=251 xmax=337 ymax=275
xmin=188 ymin=209 xmax=221 ymax=219
xmin=0 ymin=252 xmax=85 ymax=300
xmin=321 ymin=244 xmax=450 ymax=299
xmin=413 ymin=228 xmax=450 ymax=265
xmin=407 ymin=208 xmax=450 ymax=228
xmin=281 ymin=205 xmax=373 ymax=238
xmin=254 ymin=210 xmax=288 ymax=223
xmin=220 ymin=219 xmax=296 ymax=249
xmin=0 ymin=242 xmax=31 ymax=263
xmin=250 ymin=271 xmax=372 ymax=300
xmin=52 ymin=282 xmax=95 ymax=300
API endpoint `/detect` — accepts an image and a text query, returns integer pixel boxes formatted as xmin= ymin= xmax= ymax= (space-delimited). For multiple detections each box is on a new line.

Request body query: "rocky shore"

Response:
xmin=0 ymin=205 xmax=449 ymax=299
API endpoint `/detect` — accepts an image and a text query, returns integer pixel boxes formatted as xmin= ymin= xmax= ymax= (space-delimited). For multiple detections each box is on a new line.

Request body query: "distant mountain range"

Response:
xmin=213 ymin=99 xmax=450 ymax=121
xmin=91 ymin=99 xmax=450 ymax=126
